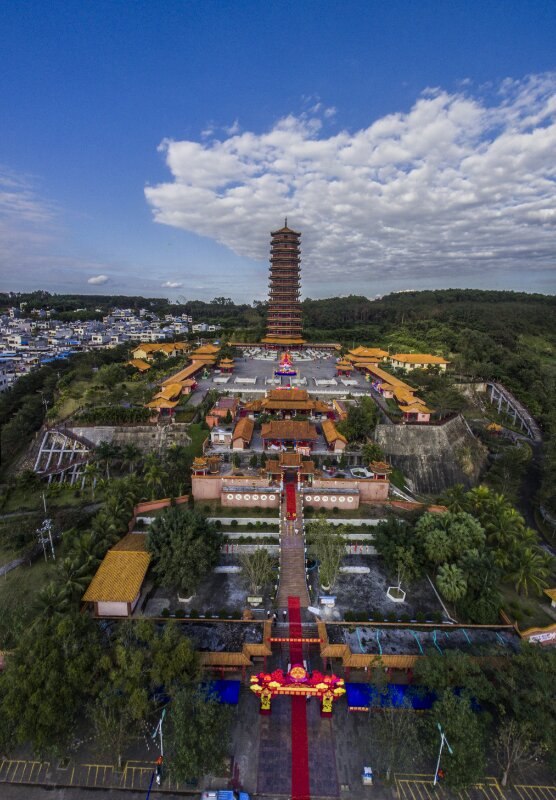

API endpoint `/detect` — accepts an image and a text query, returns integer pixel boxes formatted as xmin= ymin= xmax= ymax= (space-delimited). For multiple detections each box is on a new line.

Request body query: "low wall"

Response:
xmin=221 ymin=490 xmax=280 ymax=509
xmin=303 ymin=493 xmax=360 ymax=510
xmin=312 ymin=477 xmax=389 ymax=502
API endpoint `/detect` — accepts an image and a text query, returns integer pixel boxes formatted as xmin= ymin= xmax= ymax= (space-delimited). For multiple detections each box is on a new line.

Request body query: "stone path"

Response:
xmin=276 ymin=488 xmax=309 ymax=608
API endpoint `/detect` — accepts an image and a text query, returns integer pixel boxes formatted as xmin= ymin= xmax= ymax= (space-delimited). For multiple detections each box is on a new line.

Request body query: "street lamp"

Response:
xmin=433 ymin=722 xmax=453 ymax=786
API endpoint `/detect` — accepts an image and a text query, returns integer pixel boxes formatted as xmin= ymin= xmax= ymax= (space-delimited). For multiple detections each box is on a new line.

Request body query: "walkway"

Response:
xmin=277 ymin=486 xmax=310 ymax=608
xmin=289 ymin=596 xmax=310 ymax=800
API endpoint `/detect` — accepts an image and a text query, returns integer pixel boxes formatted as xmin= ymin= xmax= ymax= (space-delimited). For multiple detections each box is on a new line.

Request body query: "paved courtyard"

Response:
xmin=194 ymin=350 xmax=371 ymax=397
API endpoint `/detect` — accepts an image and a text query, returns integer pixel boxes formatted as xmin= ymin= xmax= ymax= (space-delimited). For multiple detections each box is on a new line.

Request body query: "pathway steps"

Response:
xmin=277 ymin=487 xmax=310 ymax=608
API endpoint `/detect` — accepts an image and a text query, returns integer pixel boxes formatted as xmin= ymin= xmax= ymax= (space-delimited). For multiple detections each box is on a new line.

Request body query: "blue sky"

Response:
xmin=1 ymin=0 xmax=555 ymax=301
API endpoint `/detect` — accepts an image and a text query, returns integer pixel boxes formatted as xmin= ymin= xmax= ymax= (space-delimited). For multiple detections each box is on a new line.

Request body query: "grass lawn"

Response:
xmin=1 ymin=485 xmax=93 ymax=513
xmin=0 ymin=557 xmax=58 ymax=648
xmin=186 ymin=423 xmax=209 ymax=457
xmin=196 ymin=500 xmax=279 ymax=517
xmin=500 ymin=583 xmax=554 ymax=630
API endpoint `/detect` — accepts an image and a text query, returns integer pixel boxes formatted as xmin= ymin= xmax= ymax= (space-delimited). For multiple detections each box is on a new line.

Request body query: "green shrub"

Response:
xmin=333 ymin=507 xmax=339 ymax=514
xmin=218 ymin=608 xmax=228 ymax=619
xmin=215 ymin=519 xmax=222 ymax=528
xmin=230 ymin=519 xmax=238 ymax=527
xmin=400 ymin=613 xmax=411 ymax=623
xmin=204 ymin=505 xmax=211 ymax=512
xmin=246 ymin=522 xmax=254 ymax=530
xmin=161 ymin=608 xmax=170 ymax=618
xmin=416 ymin=611 xmax=426 ymax=623
xmin=189 ymin=608 xmax=199 ymax=618
xmin=175 ymin=609 xmax=185 ymax=618
xmin=373 ymin=611 xmax=384 ymax=622
xmin=386 ymin=611 xmax=397 ymax=623
xmin=432 ymin=610 xmax=442 ymax=624
xmin=344 ymin=610 xmax=356 ymax=621
xmin=231 ymin=610 xmax=241 ymax=619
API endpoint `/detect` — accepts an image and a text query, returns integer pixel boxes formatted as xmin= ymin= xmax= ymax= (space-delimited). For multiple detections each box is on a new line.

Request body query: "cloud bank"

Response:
xmin=145 ymin=75 xmax=556 ymax=293
xmin=161 ymin=280 xmax=183 ymax=288
xmin=87 ymin=274 xmax=109 ymax=285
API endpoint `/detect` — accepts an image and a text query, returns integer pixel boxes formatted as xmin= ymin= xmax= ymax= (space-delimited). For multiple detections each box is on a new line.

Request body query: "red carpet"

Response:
xmin=288 ymin=596 xmax=310 ymax=800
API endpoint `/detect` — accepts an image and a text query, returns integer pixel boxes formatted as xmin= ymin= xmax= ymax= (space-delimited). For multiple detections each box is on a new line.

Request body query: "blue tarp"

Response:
xmin=346 ymin=682 xmax=436 ymax=711
xmin=201 ymin=680 xmax=241 ymax=705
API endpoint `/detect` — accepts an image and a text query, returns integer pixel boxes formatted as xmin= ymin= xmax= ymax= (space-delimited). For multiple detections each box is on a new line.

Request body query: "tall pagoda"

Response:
xmin=262 ymin=220 xmax=305 ymax=347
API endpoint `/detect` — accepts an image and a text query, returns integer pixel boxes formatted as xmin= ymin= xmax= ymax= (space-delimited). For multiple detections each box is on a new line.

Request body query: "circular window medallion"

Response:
xmin=244 ymin=495 xmax=251 ymax=500
xmin=347 ymin=497 xmax=354 ymax=503
xmin=305 ymin=496 xmax=311 ymax=502
xmin=322 ymin=496 xmax=329 ymax=502
xmin=331 ymin=497 xmax=337 ymax=503
xmin=339 ymin=497 xmax=345 ymax=503
xmin=235 ymin=494 xmax=242 ymax=500
xmin=314 ymin=496 xmax=321 ymax=502
xmin=261 ymin=494 xmax=267 ymax=501
xmin=226 ymin=494 xmax=234 ymax=500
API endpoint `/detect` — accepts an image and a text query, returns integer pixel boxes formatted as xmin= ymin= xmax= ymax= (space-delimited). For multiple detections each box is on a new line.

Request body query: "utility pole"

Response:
xmin=36 ymin=493 xmax=55 ymax=561
xmin=433 ymin=722 xmax=453 ymax=785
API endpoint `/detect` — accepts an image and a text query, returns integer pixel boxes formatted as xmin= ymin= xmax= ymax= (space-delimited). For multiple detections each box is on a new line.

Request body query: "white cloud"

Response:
xmin=225 ymin=119 xmax=241 ymax=135
xmin=161 ymin=280 xmax=183 ymax=288
xmin=145 ymin=74 xmax=556 ymax=291
xmin=87 ymin=274 xmax=109 ymax=285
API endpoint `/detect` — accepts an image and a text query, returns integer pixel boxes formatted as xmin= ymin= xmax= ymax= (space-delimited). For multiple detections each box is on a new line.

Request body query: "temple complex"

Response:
xmin=262 ymin=220 xmax=305 ymax=348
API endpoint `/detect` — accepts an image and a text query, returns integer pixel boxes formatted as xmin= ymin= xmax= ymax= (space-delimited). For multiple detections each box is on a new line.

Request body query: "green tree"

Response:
xmin=370 ymin=694 xmax=423 ymax=781
xmin=374 ymin=516 xmax=423 ymax=582
xmin=307 ymin=520 xmax=345 ymax=590
xmin=337 ymin=396 xmax=378 ymax=443
xmin=0 ymin=614 xmax=101 ymax=756
xmin=436 ymin=563 xmax=467 ymax=603
xmin=426 ymin=691 xmax=487 ymax=789
xmin=166 ymin=685 xmax=232 ymax=783
xmin=121 ymin=442 xmax=142 ymax=474
xmin=509 ymin=545 xmax=552 ymax=596
xmin=241 ymin=549 xmax=275 ymax=594
xmin=147 ymin=508 xmax=222 ymax=597
xmin=361 ymin=441 xmax=384 ymax=463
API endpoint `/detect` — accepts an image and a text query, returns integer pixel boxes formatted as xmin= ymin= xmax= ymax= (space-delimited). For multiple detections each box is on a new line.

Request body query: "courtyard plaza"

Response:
xmin=192 ymin=349 xmax=371 ymax=398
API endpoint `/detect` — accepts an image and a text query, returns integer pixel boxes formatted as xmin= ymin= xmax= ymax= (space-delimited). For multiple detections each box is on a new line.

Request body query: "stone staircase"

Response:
xmin=276 ymin=487 xmax=310 ymax=608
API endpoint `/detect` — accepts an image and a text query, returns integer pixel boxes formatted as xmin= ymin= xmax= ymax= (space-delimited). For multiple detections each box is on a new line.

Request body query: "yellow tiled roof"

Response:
xmin=145 ymin=398 xmax=179 ymax=409
xmin=82 ymin=549 xmax=151 ymax=603
xmin=161 ymin=361 xmax=205 ymax=385
xmin=348 ymin=346 xmax=388 ymax=359
xmin=544 ymin=588 xmax=556 ymax=602
xmin=391 ymin=353 xmax=449 ymax=364
xmin=127 ymin=358 xmax=152 ymax=371
xmin=155 ymin=383 xmax=183 ymax=401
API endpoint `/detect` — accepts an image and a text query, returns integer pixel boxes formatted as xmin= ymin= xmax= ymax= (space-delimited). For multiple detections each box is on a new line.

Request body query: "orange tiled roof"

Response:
xmin=322 ymin=418 xmax=347 ymax=445
xmin=232 ymin=417 xmax=255 ymax=443
xmin=261 ymin=420 xmax=318 ymax=440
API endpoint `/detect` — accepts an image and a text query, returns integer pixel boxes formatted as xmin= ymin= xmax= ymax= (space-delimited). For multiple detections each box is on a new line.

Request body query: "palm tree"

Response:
xmin=95 ymin=441 xmax=119 ymax=479
xmin=439 ymin=484 xmax=468 ymax=513
xmin=36 ymin=582 xmax=70 ymax=621
xmin=509 ymin=547 xmax=551 ymax=597
xmin=81 ymin=461 xmax=102 ymax=500
xmin=436 ymin=563 xmax=467 ymax=603
xmin=121 ymin=443 xmax=142 ymax=474
xmin=144 ymin=462 xmax=167 ymax=500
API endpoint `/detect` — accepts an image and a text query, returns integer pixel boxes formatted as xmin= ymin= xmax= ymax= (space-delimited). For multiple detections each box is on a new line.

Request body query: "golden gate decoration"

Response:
xmin=250 ymin=665 xmax=345 ymax=716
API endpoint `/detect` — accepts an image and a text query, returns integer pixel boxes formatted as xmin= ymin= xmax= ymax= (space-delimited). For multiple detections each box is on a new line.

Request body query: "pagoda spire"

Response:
xmin=264 ymin=221 xmax=304 ymax=344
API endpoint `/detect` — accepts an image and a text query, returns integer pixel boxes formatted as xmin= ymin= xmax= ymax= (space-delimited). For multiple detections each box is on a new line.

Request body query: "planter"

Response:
xmin=178 ymin=594 xmax=195 ymax=603
xmin=387 ymin=586 xmax=406 ymax=603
